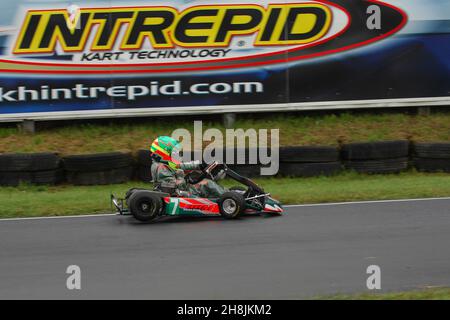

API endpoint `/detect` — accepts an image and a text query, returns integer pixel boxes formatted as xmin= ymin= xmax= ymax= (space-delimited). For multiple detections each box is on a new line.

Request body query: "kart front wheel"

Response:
xmin=219 ymin=192 xmax=245 ymax=219
xmin=128 ymin=191 xmax=162 ymax=222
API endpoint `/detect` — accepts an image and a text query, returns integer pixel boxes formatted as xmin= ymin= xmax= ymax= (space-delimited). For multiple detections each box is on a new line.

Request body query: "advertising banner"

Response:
xmin=0 ymin=0 xmax=449 ymax=120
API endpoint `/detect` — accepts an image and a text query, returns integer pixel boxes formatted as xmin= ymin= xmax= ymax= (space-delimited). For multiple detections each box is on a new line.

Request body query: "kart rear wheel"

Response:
xmin=219 ymin=192 xmax=245 ymax=219
xmin=126 ymin=188 xmax=138 ymax=204
xmin=128 ymin=191 xmax=162 ymax=222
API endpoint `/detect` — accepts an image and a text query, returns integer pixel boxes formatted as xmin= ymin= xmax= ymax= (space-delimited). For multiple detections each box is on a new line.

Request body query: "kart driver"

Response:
xmin=150 ymin=136 xmax=226 ymax=198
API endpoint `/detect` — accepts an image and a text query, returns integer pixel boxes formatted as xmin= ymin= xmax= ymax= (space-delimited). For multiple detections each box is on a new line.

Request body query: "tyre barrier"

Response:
xmin=0 ymin=153 xmax=62 ymax=186
xmin=278 ymin=146 xmax=342 ymax=177
xmin=65 ymin=167 xmax=134 ymax=186
xmin=341 ymin=140 xmax=410 ymax=174
xmin=183 ymin=146 xmax=341 ymax=178
xmin=413 ymin=142 xmax=450 ymax=173
xmin=228 ymin=164 xmax=262 ymax=178
xmin=183 ymin=148 xmax=263 ymax=178
xmin=0 ymin=141 xmax=449 ymax=186
xmin=62 ymin=152 xmax=134 ymax=185
xmin=278 ymin=162 xmax=342 ymax=177
xmin=63 ymin=152 xmax=133 ymax=172
xmin=280 ymin=146 xmax=339 ymax=163
xmin=344 ymin=158 xmax=409 ymax=174
xmin=341 ymin=140 xmax=410 ymax=160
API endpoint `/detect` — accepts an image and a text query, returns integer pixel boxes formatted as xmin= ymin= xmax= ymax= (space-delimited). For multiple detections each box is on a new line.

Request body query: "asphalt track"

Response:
xmin=0 ymin=198 xmax=449 ymax=299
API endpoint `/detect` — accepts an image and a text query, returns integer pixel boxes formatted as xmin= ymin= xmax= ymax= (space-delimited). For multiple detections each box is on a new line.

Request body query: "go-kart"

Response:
xmin=111 ymin=161 xmax=283 ymax=222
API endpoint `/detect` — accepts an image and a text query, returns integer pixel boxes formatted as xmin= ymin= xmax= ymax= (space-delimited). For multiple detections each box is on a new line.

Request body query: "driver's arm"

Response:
xmin=177 ymin=160 xmax=204 ymax=171
xmin=154 ymin=164 xmax=193 ymax=197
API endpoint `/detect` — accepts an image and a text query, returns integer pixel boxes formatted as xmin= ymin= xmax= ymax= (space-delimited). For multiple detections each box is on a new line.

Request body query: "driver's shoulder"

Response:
xmin=151 ymin=161 xmax=174 ymax=178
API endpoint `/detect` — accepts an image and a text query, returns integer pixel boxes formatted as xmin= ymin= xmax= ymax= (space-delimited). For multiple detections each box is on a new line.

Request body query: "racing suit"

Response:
xmin=151 ymin=160 xmax=226 ymax=198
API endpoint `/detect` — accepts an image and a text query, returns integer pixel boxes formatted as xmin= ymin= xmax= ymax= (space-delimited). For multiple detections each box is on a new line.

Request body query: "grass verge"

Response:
xmin=320 ymin=288 xmax=450 ymax=300
xmin=0 ymin=112 xmax=448 ymax=154
xmin=0 ymin=171 xmax=449 ymax=218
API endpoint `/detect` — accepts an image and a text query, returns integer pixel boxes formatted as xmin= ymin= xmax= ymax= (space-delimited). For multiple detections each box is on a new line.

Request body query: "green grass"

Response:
xmin=320 ymin=288 xmax=450 ymax=300
xmin=0 ymin=112 xmax=448 ymax=155
xmin=1 ymin=171 xmax=449 ymax=218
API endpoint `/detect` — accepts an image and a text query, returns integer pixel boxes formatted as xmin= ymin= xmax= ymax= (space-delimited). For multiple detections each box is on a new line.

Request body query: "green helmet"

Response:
xmin=150 ymin=136 xmax=182 ymax=170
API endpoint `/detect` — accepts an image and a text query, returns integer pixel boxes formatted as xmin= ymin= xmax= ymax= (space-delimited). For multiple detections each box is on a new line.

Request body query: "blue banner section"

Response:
xmin=0 ymin=0 xmax=448 ymax=119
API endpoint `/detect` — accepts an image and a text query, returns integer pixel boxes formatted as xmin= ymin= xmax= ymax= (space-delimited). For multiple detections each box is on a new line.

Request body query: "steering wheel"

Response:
xmin=185 ymin=170 xmax=206 ymax=185
xmin=185 ymin=162 xmax=226 ymax=185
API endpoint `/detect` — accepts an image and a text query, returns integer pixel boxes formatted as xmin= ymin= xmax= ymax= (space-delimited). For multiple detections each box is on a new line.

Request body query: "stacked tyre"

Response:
xmin=184 ymin=148 xmax=264 ymax=178
xmin=136 ymin=149 xmax=153 ymax=182
xmin=413 ymin=142 xmax=450 ymax=173
xmin=0 ymin=153 xmax=62 ymax=186
xmin=342 ymin=140 xmax=409 ymax=174
xmin=227 ymin=148 xmax=264 ymax=178
xmin=63 ymin=152 xmax=133 ymax=185
xmin=278 ymin=146 xmax=341 ymax=177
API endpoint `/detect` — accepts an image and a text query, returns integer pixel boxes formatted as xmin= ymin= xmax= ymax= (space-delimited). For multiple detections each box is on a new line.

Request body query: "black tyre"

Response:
xmin=32 ymin=169 xmax=64 ymax=185
xmin=126 ymin=188 xmax=140 ymax=199
xmin=218 ymin=192 xmax=245 ymax=219
xmin=125 ymin=188 xmax=149 ymax=206
xmin=0 ymin=153 xmax=60 ymax=171
xmin=341 ymin=140 xmax=409 ymax=160
xmin=344 ymin=158 xmax=409 ymax=174
xmin=66 ymin=167 xmax=133 ymax=185
xmin=137 ymin=165 xmax=152 ymax=182
xmin=228 ymin=164 xmax=261 ymax=177
xmin=0 ymin=169 xmax=64 ymax=186
xmin=413 ymin=158 xmax=450 ymax=173
xmin=0 ymin=171 xmax=32 ymax=186
xmin=278 ymin=162 xmax=342 ymax=177
xmin=63 ymin=152 xmax=133 ymax=172
xmin=128 ymin=191 xmax=163 ymax=222
xmin=413 ymin=142 xmax=450 ymax=159
xmin=221 ymin=148 xmax=275 ymax=166
xmin=279 ymin=146 xmax=339 ymax=163
xmin=137 ymin=149 xmax=153 ymax=166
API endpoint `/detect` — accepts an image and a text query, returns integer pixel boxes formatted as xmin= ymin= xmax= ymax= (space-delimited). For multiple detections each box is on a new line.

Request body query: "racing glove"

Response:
xmin=179 ymin=160 xmax=203 ymax=171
